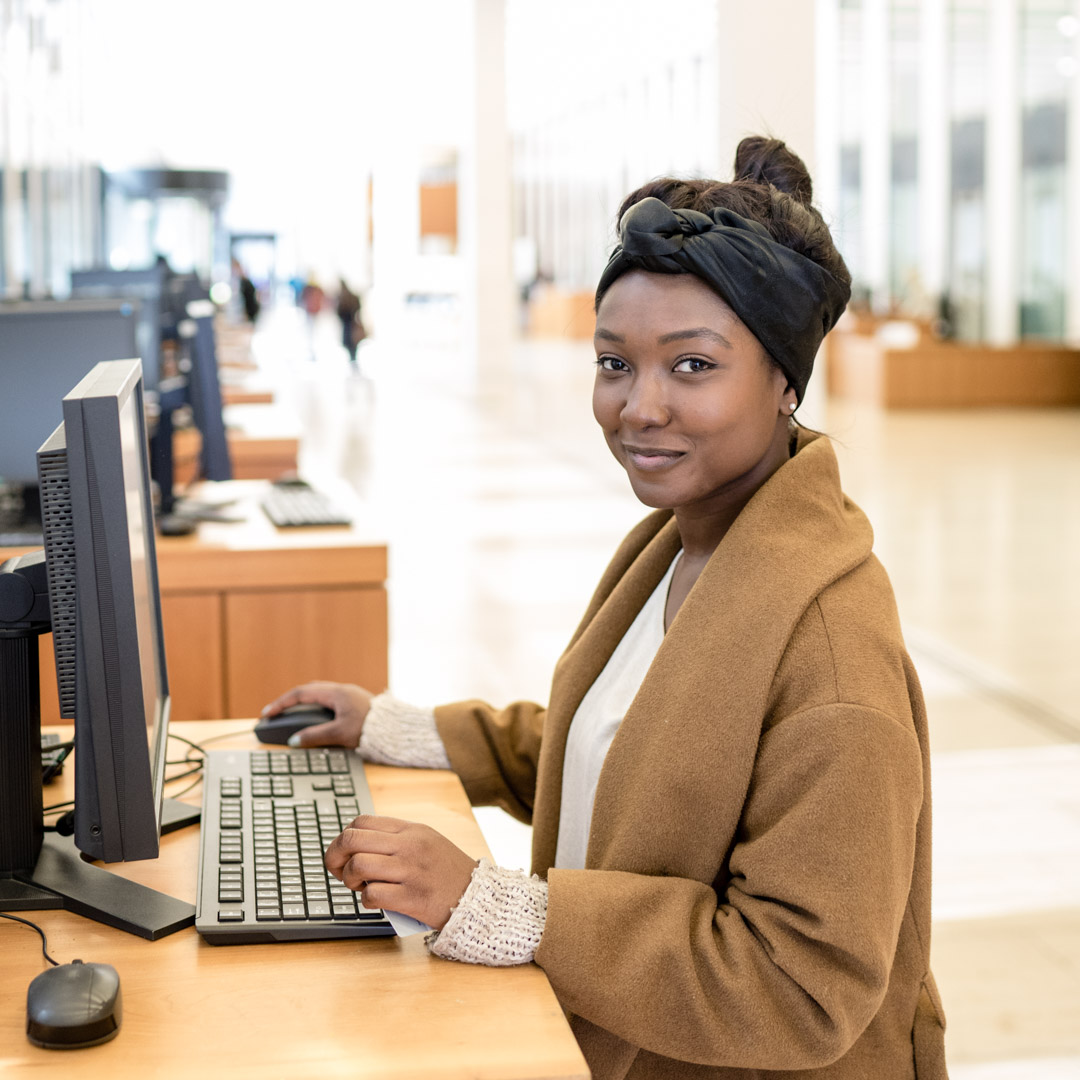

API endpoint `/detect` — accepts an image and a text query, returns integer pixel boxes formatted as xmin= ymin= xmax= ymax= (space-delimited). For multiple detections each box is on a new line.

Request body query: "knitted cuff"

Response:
xmin=426 ymin=858 xmax=548 ymax=967
xmin=357 ymin=692 xmax=452 ymax=770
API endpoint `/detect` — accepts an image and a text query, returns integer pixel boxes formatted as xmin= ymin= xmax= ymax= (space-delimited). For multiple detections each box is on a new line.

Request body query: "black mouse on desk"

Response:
xmin=272 ymin=472 xmax=310 ymax=489
xmin=254 ymin=703 xmax=336 ymax=744
xmin=26 ymin=960 xmax=122 ymax=1049
xmin=157 ymin=513 xmax=197 ymax=537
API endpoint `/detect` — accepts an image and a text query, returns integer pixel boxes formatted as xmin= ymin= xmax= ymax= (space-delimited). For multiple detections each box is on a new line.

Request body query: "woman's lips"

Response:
xmin=623 ymin=446 xmax=686 ymax=471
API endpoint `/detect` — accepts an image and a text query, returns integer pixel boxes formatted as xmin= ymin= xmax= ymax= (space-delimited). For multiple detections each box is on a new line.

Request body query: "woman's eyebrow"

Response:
xmin=656 ymin=327 xmax=733 ymax=348
xmin=594 ymin=327 xmax=624 ymax=342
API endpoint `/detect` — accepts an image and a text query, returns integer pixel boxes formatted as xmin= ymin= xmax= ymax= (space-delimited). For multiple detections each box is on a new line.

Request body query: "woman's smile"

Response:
xmin=622 ymin=444 xmax=687 ymax=470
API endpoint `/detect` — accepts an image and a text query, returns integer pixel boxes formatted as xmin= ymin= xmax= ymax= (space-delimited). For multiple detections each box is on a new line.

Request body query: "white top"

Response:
xmin=554 ymin=553 xmax=679 ymax=871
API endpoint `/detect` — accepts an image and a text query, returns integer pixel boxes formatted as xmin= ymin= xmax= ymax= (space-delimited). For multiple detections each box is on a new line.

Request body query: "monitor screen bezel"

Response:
xmin=58 ymin=359 xmax=170 ymax=862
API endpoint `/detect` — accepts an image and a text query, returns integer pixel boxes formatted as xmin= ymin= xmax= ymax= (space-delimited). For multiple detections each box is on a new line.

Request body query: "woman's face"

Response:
xmin=592 ymin=270 xmax=795 ymax=516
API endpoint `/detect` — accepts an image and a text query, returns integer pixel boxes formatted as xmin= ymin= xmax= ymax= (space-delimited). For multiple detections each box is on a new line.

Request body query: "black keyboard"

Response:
xmin=259 ymin=487 xmax=352 ymax=527
xmin=195 ymin=747 xmax=395 ymax=944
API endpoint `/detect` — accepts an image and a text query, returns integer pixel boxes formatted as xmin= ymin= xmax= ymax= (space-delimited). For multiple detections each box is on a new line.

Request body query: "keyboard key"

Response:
xmin=256 ymin=907 xmax=282 ymax=921
xmin=217 ymin=909 xmax=245 ymax=922
xmin=281 ymin=905 xmax=307 ymax=920
xmin=306 ymin=902 xmax=332 ymax=918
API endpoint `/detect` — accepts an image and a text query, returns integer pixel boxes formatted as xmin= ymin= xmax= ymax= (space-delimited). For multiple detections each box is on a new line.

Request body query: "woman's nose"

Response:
xmin=621 ymin=374 xmax=669 ymax=428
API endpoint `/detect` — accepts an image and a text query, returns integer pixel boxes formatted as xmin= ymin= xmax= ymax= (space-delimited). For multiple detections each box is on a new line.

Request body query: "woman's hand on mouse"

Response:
xmin=324 ymin=815 xmax=479 ymax=930
xmin=260 ymin=681 xmax=373 ymax=748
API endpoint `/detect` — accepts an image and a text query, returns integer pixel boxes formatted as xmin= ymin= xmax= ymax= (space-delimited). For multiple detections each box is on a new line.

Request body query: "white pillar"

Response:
xmin=814 ymin=0 xmax=842 ymax=226
xmin=1067 ymin=0 xmax=1080 ymax=345
xmin=714 ymin=0 xmax=817 ymax=175
xmin=986 ymin=0 xmax=1020 ymax=346
xmin=861 ymin=0 xmax=890 ymax=311
xmin=459 ymin=0 xmax=515 ymax=387
xmin=918 ymin=0 xmax=949 ymax=303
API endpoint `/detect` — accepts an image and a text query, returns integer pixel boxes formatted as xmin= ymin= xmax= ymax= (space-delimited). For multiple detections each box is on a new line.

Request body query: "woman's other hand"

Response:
xmin=260 ymin=681 xmax=373 ymax=748
xmin=324 ymin=815 xmax=479 ymax=930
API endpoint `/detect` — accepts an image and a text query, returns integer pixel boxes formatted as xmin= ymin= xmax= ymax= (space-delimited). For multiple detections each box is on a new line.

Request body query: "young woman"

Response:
xmin=263 ymin=138 xmax=948 ymax=1079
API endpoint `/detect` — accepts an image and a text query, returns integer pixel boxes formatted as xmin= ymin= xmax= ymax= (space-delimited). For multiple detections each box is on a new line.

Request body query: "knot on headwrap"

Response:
xmin=597 ymin=197 xmax=850 ymax=402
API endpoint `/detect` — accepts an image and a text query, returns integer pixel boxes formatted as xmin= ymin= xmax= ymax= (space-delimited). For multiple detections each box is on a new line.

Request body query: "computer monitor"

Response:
xmin=183 ymin=292 xmax=232 ymax=483
xmin=70 ymin=266 xmax=166 ymax=392
xmin=0 ymin=301 xmax=141 ymax=546
xmin=0 ymin=360 xmax=194 ymax=939
xmin=0 ymin=300 xmax=140 ymax=490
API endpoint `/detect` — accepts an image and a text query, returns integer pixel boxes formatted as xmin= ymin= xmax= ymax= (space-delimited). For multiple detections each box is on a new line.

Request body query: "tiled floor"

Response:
xmin=240 ymin=306 xmax=1080 ymax=1077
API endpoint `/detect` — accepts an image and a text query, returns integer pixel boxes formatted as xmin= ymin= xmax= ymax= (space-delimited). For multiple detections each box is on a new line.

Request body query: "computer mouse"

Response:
xmin=254 ymin=703 xmax=336 ymax=744
xmin=157 ymin=513 xmax=197 ymax=537
xmin=26 ymin=960 xmax=122 ymax=1050
xmin=272 ymin=472 xmax=310 ymax=489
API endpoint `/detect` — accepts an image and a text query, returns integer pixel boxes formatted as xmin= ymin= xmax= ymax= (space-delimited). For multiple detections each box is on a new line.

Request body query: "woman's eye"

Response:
xmin=596 ymin=356 xmax=629 ymax=372
xmin=673 ymin=357 xmax=716 ymax=374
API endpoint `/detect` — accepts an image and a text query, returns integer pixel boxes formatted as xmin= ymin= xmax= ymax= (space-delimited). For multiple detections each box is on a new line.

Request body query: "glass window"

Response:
xmin=947 ymin=0 xmax=990 ymax=342
xmin=1018 ymin=0 xmax=1071 ymax=340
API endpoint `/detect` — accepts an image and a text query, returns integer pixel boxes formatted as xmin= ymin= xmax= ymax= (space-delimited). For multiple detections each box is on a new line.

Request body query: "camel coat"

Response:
xmin=434 ymin=430 xmax=948 ymax=1079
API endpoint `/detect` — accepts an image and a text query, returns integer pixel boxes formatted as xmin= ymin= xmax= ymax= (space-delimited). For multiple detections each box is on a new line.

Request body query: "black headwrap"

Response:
xmin=595 ymin=197 xmax=850 ymax=402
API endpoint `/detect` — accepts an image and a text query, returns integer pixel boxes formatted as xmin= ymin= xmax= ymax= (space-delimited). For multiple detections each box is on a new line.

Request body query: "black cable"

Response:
xmin=167 ymin=731 xmax=207 ymax=762
xmin=164 ymin=764 xmax=204 ymax=785
xmin=0 ymin=912 xmax=60 ymax=966
xmin=167 ymin=772 xmax=205 ymax=801
xmin=42 ymin=798 xmax=75 ymax=814
xmin=190 ymin=727 xmax=251 ymax=749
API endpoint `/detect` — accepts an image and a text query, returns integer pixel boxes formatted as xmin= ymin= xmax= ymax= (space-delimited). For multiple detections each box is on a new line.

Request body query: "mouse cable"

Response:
xmin=167 ymin=730 xmax=207 ymax=765
xmin=0 ymin=912 xmax=60 ymax=966
xmin=166 ymin=771 xmax=206 ymax=801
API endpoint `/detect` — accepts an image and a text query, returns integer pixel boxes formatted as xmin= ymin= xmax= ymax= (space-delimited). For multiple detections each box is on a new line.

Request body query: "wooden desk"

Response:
xmin=1 ymin=481 xmax=389 ymax=725
xmin=173 ymin=426 xmax=300 ymax=483
xmin=0 ymin=722 xmax=589 ymax=1079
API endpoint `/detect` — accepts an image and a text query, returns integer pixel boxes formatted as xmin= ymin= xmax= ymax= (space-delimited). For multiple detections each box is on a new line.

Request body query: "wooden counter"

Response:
xmin=1 ymin=481 xmax=388 ymax=725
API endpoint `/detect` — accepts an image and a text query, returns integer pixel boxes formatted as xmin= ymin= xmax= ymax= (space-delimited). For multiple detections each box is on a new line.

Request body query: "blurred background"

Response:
xmin=2 ymin=1 xmax=1079 ymax=1075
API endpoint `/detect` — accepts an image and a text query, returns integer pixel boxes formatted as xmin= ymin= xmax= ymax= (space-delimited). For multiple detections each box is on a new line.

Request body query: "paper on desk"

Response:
xmin=384 ymin=909 xmax=433 ymax=937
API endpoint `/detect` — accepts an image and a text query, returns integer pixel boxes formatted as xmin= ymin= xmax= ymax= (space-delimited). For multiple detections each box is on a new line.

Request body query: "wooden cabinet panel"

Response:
xmin=37 ymin=635 xmax=62 ymax=728
xmin=223 ymin=586 xmax=388 ymax=719
xmin=160 ymin=593 xmax=224 ymax=722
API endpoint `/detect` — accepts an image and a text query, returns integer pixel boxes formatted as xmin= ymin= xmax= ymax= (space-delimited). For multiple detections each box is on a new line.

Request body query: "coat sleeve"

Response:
xmin=533 ymin=704 xmax=924 ymax=1071
xmin=433 ymin=699 xmax=547 ymax=824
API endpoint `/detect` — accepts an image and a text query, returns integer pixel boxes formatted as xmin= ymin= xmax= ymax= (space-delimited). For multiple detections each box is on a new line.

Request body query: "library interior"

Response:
xmin=1 ymin=1 xmax=1078 ymax=1078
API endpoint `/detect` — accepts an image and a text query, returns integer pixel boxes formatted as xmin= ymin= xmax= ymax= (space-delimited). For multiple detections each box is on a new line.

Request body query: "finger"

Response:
xmin=260 ymin=682 xmax=334 ymax=718
xmin=260 ymin=686 xmax=304 ymax=717
xmin=342 ymin=814 xmax=412 ymax=835
xmin=340 ymin=853 xmax=401 ymax=892
xmin=359 ymin=880 xmax=411 ymax=916
xmin=290 ymin=719 xmax=348 ymax=748
xmin=324 ymin=824 xmax=402 ymax=876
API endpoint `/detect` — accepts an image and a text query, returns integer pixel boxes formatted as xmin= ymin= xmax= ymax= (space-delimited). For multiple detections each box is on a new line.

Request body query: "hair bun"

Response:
xmin=733 ymin=136 xmax=813 ymax=206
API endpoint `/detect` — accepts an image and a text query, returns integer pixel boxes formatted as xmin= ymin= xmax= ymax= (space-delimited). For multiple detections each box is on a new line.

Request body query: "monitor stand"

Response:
xmin=0 ymin=608 xmax=195 ymax=941
xmin=2 ymin=833 xmax=195 ymax=940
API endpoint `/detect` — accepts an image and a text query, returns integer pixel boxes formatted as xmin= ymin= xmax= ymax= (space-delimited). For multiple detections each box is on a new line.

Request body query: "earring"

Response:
xmin=788 ymin=402 xmax=796 ymax=412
